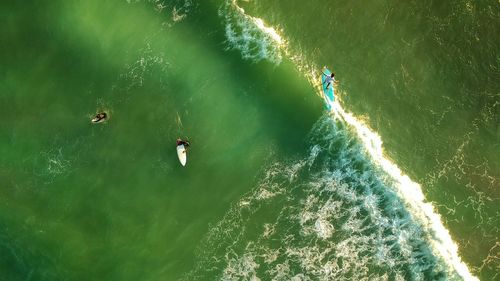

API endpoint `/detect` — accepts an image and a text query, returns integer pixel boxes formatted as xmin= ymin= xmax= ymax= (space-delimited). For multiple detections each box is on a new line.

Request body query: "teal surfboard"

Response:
xmin=321 ymin=68 xmax=335 ymax=111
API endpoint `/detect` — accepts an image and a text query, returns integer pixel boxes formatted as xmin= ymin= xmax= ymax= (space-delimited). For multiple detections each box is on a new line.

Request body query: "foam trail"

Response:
xmin=333 ymin=103 xmax=478 ymax=281
xmin=221 ymin=0 xmax=285 ymax=64
xmin=223 ymin=1 xmax=478 ymax=280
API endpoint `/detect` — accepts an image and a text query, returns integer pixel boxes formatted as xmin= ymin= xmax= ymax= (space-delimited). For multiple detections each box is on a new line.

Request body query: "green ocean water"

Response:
xmin=1 ymin=0 xmax=498 ymax=280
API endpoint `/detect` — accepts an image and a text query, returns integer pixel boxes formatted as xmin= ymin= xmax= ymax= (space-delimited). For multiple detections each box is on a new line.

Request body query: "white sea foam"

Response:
xmin=121 ymin=43 xmax=170 ymax=90
xmin=222 ymin=250 xmax=261 ymax=281
xmin=33 ymin=147 xmax=73 ymax=184
xmin=334 ymin=104 xmax=479 ymax=281
xmin=221 ymin=0 xmax=284 ymax=64
xmin=128 ymin=0 xmax=193 ymax=26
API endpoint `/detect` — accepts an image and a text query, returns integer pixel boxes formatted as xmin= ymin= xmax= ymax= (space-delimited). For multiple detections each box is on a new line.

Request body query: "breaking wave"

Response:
xmin=192 ymin=1 xmax=479 ymax=280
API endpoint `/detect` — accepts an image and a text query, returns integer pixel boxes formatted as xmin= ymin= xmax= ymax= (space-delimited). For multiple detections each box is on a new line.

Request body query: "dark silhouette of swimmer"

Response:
xmin=176 ymin=139 xmax=190 ymax=148
xmin=92 ymin=112 xmax=107 ymax=123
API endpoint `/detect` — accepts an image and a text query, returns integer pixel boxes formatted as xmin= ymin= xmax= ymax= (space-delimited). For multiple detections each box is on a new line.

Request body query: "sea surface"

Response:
xmin=1 ymin=0 xmax=498 ymax=280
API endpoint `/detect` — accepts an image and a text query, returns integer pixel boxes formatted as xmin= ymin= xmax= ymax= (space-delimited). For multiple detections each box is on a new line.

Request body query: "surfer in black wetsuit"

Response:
xmin=176 ymin=139 xmax=190 ymax=148
xmin=92 ymin=112 xmax=107 ymax=123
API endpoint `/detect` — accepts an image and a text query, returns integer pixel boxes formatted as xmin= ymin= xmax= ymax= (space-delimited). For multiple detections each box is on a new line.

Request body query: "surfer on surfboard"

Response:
xmin=320 ymin=66 xmax=338 ymax=111
xmin=91 ymin=112 xmax=107 ymax=123
xmin=322 ymin=67 xmax=338 ymax=90
xmin=176 ymin=139 xmax=190 ymax=166
xmin=176 ymin=139 xmax=190 ymax=148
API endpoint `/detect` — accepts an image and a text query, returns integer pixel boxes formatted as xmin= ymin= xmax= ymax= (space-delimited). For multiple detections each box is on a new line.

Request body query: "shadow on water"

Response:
xmin=185 ymin=0 xmax=323 ymax=154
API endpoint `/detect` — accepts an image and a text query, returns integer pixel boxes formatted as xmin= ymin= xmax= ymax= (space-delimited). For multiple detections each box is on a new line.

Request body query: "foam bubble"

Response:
xmin=33 ymin=147 xmax=72 ymax=184
xmin=222 ymin=251 xmax=261 ymax=280
xmin=121 ymin=43 xmax=170 ymax=90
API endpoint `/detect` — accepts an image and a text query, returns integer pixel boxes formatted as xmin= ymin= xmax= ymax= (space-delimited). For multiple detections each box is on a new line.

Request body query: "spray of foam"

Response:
xmin=223 ymin=1 xmax=478 ymax=280
xmin=127 ymin=0 xmax=193 ymax=25
xmin=221 ymin=0 xmax=322 ymax=96
xmin=332 ymin=103 xmax=479 ymax=281
xmin=33 ymin=148 xmax=71 ymax=184
xmin=221 ymin=0 xmax=285 ymax=64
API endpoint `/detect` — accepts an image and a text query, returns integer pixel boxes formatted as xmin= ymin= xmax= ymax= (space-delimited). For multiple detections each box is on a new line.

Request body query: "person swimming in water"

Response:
xmin=91 ymin=112 xmax=107 ymax=123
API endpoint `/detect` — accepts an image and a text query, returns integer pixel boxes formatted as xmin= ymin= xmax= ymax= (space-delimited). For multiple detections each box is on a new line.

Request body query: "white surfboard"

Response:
xmin=176 ymin=144 xmax=187 ymax=166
